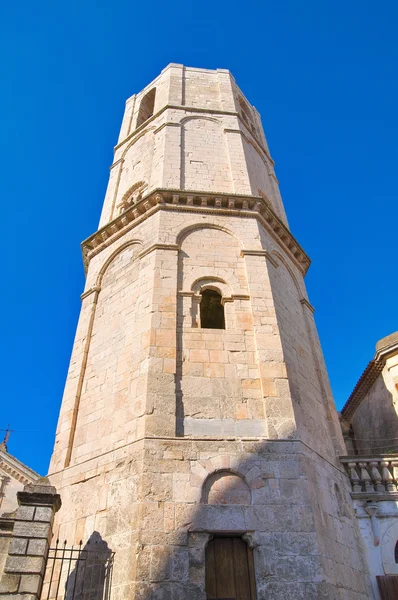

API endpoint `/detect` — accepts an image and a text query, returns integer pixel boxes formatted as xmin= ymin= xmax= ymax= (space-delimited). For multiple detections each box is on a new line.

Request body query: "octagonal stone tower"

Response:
xmin=48 ymin=65 xmax=372 ymax=599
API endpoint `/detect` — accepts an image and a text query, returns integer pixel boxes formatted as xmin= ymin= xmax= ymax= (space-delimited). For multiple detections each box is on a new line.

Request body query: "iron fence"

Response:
xmin=42 ymin=539 xmax=114 ymax=600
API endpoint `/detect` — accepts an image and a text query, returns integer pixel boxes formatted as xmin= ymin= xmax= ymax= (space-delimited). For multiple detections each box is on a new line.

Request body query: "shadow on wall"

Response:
xmin=121 ymin=441 xmax=370 ymax=600
xmin=44 ymin=532 xmax=113 ymax=600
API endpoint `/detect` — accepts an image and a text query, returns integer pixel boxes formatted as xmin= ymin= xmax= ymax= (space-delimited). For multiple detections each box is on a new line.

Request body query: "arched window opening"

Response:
xmin=200 ymin=290 xmax=225 ymax=329
xmin=394 ymin=541 xmax=398 ymax=563
xmin=205 ymin=537 xmax=257 ymax=599
xmin=136 ymin=88 xmax=156 ymax=128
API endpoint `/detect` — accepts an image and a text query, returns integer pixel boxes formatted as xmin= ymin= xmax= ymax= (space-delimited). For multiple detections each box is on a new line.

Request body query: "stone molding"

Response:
xmin=82 ymin=189 xmax=310 ymax=275
xmin=241 ymin=249 xmax=279 ymax=268
xmin=80 ymin=286 xmax=101 ymax=300
xmin=115 ymin=102 xmax=271 ymax=154
xmin=138 ymin=243 xmax=180 ymax=259
xmin=114 ymin=100 xmax=274 ymax=164
xmin=48 ymin=436 xmax=306 ymax=479
xmin=341 ymin=335 xmax=398 ymax=420
xmin=300 ymin=298 xmax=315 ymax=313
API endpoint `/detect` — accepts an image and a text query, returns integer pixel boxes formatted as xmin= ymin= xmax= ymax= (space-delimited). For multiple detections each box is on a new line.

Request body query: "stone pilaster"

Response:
xmin=0 ymin=478 xmax=61 ymax=600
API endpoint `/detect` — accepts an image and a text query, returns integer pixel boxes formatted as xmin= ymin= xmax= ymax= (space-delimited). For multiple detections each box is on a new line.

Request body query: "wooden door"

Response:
xmin=205 ymin=536 xmax=257 ymax=600
xmin=377 ymin=575 xmax=398 ymax=599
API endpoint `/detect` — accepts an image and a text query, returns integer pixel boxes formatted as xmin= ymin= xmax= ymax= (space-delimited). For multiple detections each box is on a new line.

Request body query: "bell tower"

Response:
xmin=48 ymin=64 xmax=372 ymax=599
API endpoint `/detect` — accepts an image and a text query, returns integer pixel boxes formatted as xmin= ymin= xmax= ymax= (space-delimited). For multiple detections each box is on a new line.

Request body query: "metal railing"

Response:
xmin=42 ymin=539 xmax=114 ymax=600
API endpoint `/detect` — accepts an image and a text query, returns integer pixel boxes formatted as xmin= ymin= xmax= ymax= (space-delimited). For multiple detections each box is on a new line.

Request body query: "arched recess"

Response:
xmin=114 ymin=128 xmax=155 ymax=214
xmin=96 ymin=240 xmax=142 ymax=289
xmin=191 ymin=276 xmax=232 ymax=298
xmin=268 ymin=246 xmax=337 ymax=456
xmin=176 ymin=223 xmax=259 ymax=437
xmin=181 ymin=116 xmax=232 ymax=192
xmin=176 ymin=222 xmax=243 ymax=249
xmin=72 ymin=240 xmax=144 ymax=462
xmin=120 ymin=126 xmax=156 ymax=160
xmin=382 ymin=522 xmax=398 ymax=574
xmin=136 ymin=88 xmax=156 ymax=128
xmin=178 ymin=225 xmax=246 ymax=296
xmin=202 ymin=470 xmax=251 ymax=505
xmin=242 ymin=137 xmax=278 ymax=214
xmin=270 ymin=250 xmax=302 ymax=298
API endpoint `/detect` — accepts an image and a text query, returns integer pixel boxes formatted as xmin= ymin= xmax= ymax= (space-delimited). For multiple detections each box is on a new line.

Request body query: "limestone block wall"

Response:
xmin=264 ymin=243 xmax=343 ymax=459
xmin=51 ymin=204 xmax=345 ymax=475
xmin=98 ymin=65 xmax=287 ymax=229
xmin=47 ymin=63 xmax=373 ymax=599
xmin=181 ymin=118 xmax=232 ymax=192
xmin=48 ymin=436 xmax=372 ymax=600
xmin=177 ymin=225 xmax=263 ymax=437
xmin=49 ymin=212 xmax=162 ymax=471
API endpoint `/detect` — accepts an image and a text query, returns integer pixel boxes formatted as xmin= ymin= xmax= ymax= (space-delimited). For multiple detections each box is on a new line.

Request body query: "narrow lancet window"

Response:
xmin=136 ymin=88 xmax=156 ymax=128
xmin=200 ymin=289 xmax=225 ymax=329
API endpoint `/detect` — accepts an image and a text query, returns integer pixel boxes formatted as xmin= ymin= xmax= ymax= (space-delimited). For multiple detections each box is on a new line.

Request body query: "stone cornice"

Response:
xmin=341 ymin=335 xmax=398 ymax=421
xmin=81 ymin=189 xmax=311 ymax=275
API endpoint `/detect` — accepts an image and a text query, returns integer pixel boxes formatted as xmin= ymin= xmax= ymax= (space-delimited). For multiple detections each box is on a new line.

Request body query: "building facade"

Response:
xmin=341 ymin=332 xmax=398 ymax=599
xmin=45 ymin=64 xmax=374 ymax=599
xmin=0 ymin=442 xmax=39 ymax=587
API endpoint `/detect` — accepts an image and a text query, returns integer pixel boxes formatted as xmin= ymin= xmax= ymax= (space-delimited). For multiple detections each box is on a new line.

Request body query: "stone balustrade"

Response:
xmin=341 ymin=456 xmax=398 ymax=494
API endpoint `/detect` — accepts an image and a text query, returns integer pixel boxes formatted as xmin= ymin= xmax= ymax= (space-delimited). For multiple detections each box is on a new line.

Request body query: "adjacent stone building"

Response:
xmin=0 ymin=442 xmax=39 ymax=516
xmin=341 ymin=332 xmax=398 ymax=599
xmin=0 ymin=440 xmax=40 ymax=589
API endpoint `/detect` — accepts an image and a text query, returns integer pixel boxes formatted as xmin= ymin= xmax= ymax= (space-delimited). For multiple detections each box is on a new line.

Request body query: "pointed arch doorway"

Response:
xmin=205 ymin=536 xmax=257 ymax=600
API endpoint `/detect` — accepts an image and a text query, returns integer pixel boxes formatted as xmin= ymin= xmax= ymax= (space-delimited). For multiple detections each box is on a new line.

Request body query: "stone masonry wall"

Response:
xmin=48 ymin=436 xmax=372 ymax=600
xmin=98 ymin=65 xmax=285 ymax=229
xmin=51 ymin=207 xmax=344 ymax=472
xmin=49 ymin=206 xmax=371 ymax=598
xmin=48 ymin=65 xmax=372 ymax=600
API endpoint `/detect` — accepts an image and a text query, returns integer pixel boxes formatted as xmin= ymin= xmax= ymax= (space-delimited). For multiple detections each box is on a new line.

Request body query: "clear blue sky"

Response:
xmin=1 ymin=1 xmax=396 ymax=475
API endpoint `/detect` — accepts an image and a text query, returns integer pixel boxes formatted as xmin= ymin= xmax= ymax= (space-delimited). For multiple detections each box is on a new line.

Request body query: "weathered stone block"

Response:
xmin=33 ymin=507 xmax=53 ymax=523
xmin=150 ymin=546 xmax=170 ymax=582
xmin=0 ymin=574 xmax=20 ymax=593
xmin=15 ymin=507 xmax=34 ymax=522
xmin=171 ymin=548 xmax=189 ymax=582
xmin=13 ymin=522 xmax=51 ymax=540
xmin=27 ymin=539 xmax=48 ymax=557
xmin=0 ymin=595 xmax=37 ymax=600
xmin=9 ymin=539 xmax=28 ymax=556
xmin=18 ymin=574 xmax=42 ymax=595
xmin=5 ymin=556 xmax=45 ymax=576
